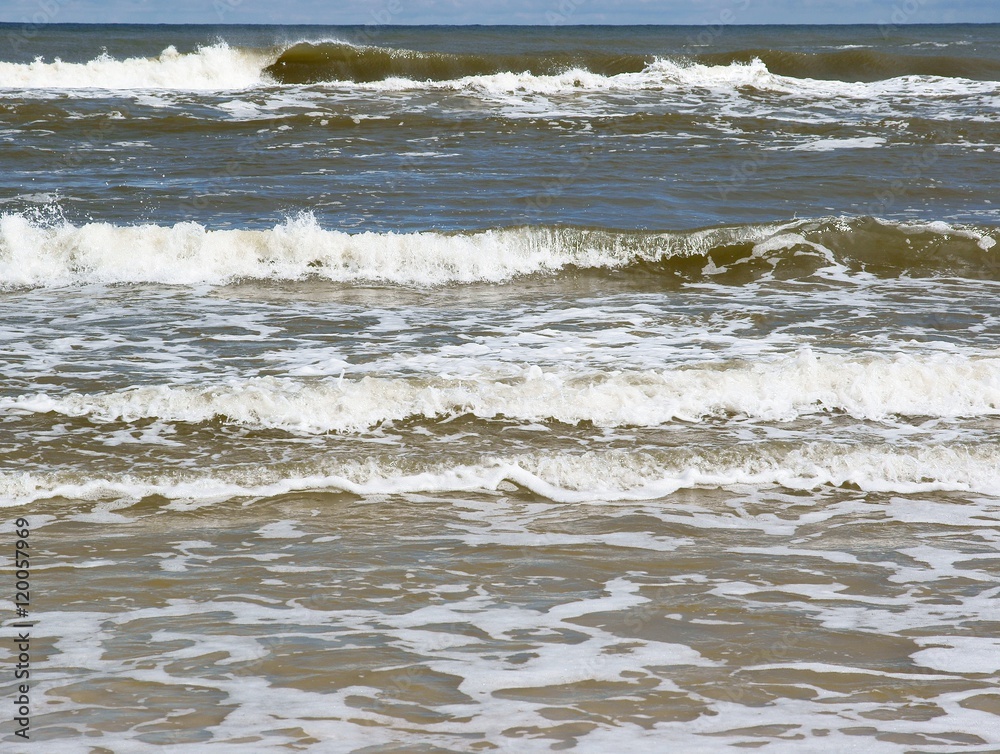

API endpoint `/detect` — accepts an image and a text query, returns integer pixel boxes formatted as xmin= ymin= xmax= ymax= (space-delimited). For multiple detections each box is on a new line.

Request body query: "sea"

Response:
xmin=1 ymin=22 xmax=1000 ymax=753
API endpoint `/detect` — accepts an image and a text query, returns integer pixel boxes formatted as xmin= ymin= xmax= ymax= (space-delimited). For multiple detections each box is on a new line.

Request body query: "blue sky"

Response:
xmin=0 ymin=0 xmax=996 ymax=25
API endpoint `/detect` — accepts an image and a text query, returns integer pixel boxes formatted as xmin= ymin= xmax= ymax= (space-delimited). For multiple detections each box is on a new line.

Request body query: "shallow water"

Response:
xmin=1 ymin=23 xmax=999 ymax=752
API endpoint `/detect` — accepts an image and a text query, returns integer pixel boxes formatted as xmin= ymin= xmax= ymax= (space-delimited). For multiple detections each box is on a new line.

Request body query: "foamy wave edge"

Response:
xmin=2 ymin=213 xmax=996 ymax=288
xmin=3 ymin=444 xmax=999 ymax=505
xmin=7 ymin=352 xmax=1000 ymax=431
xmin=0 ymin=42 xmax=271 ymax=90
xmin=0 ymin=213 xmax=774 ymax=287
xmin=2 ymin=41 xmax=995 ymax=94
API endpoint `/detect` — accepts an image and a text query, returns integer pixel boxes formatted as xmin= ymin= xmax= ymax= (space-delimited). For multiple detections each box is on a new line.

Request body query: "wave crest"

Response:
xmin=264 ymin=41 xmax=648 ymax=84
xmin=2 ymin=40 xmax=998 ymax=92
xmin=699 ymin=48 xmax=1000 ymax=83
xmin=4 ymin=443 xmax=998 ymax=505
xmin=8 ymin=351 xmax=1000 ymax=432
xmin=0 ymin=43 xmax=268 ymax=90
xmin=0 ymin=214 xmax=996 ymax=289
xmin=263 ymin=42 xmax=1000 ymax=86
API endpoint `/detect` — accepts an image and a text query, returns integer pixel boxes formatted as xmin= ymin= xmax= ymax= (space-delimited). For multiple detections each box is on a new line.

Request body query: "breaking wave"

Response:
xmin=0 ymin=42 xmax=268 ymax=90
xmin=6 ymin=352 xmax=1000 ymax=432
xmin=3 ymin=443 xmax=999 ymax=505
xmin=263 ymin=41 xmax=649 ymax=84
xmin=698 ymin=48 xmax=1000 ymax=83
xmin=2 ymin=40 xmax=998 ymax=92
xmin=267 ymin=42 xmax=1000 ymax=85
xmin=0 ymin=213 xmax=996 ymax=288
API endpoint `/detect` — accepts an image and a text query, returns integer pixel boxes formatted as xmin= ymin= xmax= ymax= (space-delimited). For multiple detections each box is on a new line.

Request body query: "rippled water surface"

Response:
xmin=1 ymin=23 xmax=999 ymax=752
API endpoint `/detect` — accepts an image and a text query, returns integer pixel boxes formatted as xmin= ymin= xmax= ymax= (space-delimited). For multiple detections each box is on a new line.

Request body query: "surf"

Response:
xmin=1 ymin=213 xmax=996 ymax=289
xmin=696 ymin=47 xmax=1000 ymax=83
xmin=7 ymin=351 xmax=1000 ymax=433
xmin=3 ymin=39 xmax=998 ymax=95
xmin=4 ymin=441 xmax=999 ymax=505
xmin=0 ymin=42 xmax=269 ymax=90
xmin=263 ymin=41 xmax=649 ymax=84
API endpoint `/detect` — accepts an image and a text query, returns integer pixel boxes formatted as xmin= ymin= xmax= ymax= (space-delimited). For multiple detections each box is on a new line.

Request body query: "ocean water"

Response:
xmin=2 ymin=22 xmax=1000 ymax=752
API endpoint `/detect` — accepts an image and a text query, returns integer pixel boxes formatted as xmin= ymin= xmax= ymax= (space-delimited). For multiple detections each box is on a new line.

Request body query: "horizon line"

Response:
xmin=1 ymin=21 xmax=998 ymax=27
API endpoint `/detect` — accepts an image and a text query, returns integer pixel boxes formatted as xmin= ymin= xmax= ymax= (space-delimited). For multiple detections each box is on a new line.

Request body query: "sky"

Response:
xmin=0 ymin=0 xmax=997 ymax=26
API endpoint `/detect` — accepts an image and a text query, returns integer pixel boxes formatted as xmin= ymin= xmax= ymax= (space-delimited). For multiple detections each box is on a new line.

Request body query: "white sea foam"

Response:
xmin=6 ymin=351 xmax=999 ymax=432
xmin=318 ymin=54 xmax=994 ymax=103
xmin=2 ymin=213 xmax=993 ymax=288
xmin=2 ymin=42 xmax=995 ymax=104
xmin=785 ymin=136 xmax=887 ymax=151
xmin=0 ymin=43 xmax=268 ymax=90
xmin=3 ymin=442 xmax=999 ymax=505
xmin=0 ymin=213 xmax=773 ymax=288
xmin=314 ymin=54 xmax=1000 ymax=115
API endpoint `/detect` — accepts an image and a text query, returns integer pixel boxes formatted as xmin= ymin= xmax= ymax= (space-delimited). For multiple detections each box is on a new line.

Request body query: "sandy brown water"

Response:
xmin=7 ymin=484 xmax=1000 ymax=751
xmin=2 ymin=22 xmax=1000 ymax=753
